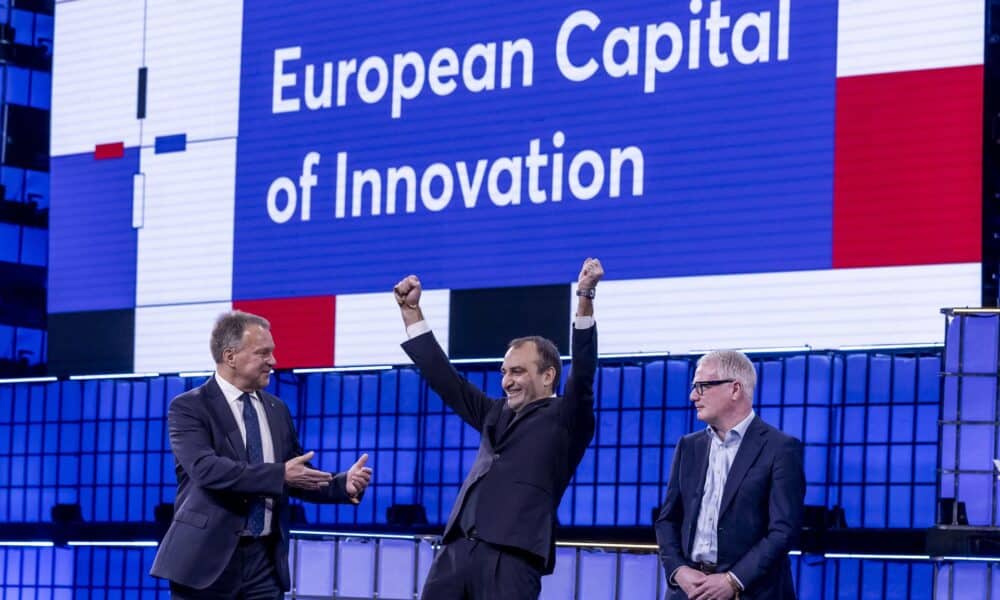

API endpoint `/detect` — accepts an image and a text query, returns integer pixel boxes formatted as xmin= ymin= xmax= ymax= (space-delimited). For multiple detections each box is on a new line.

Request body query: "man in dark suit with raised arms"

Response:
xmin=394 ymin=257 xmax=604 ymax=599
xmin=655 ymin=350 xmax=805 ymax=599
xmin=151 ymin=310 xmax=373 ymax=599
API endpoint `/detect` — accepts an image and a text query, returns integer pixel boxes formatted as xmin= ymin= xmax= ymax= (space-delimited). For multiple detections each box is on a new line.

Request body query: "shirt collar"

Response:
xmin=707 ymin=409 xmax=756 ymax=442
xmin=214 ymin=371 xmax=256 ymax=404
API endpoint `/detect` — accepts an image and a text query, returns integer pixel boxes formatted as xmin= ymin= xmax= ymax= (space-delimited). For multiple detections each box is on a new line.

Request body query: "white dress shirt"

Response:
xmin=691 ymin=409 xmax=756 ymax=567
xmin=215 ymin=372 xmax=276 ymax=535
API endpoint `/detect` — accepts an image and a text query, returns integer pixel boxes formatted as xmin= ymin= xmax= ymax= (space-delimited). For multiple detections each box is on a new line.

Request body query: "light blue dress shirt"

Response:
xmin=691 ymin=409 xmax=757 ymax=565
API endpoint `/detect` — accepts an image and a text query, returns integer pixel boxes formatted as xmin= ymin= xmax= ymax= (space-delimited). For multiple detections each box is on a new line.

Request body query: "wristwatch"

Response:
xmin=576 ymin=288 xmax=596 ymax=299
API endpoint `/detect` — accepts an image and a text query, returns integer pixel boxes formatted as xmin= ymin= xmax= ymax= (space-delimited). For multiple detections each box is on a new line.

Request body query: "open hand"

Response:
xmin=284 ymin=451 xmax=333 ymax=490
xmin=346 ymin=453 xmax=373 ymax=499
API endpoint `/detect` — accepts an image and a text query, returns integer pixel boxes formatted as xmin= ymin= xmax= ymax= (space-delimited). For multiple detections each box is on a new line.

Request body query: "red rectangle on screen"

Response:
xmin=233 ymin=296 xmax=335 ymax=368
xmin=94 ymin=142 xmax=125 ymax=160
xmin=833 ymin=65 xmax=982 ymax=268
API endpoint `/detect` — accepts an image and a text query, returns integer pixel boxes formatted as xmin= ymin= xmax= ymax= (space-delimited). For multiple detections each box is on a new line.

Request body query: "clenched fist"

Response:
xmin=393 ymin=275 xmax=421 ymax=309
xmin=578 ymin=258 xmax=604 ymax=289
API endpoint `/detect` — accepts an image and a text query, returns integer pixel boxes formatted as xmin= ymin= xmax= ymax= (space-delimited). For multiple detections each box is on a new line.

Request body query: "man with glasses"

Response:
xmin=655 ymin=350 xmax=805 ymax=599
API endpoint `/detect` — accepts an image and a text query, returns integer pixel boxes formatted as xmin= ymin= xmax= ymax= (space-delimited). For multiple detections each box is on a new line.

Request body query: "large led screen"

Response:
xmin=48 ymin=1 xmax=984 ymax=374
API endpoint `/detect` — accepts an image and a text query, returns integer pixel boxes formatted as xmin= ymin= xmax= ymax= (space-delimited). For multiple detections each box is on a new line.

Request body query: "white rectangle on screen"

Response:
xmin=52 ymin=0 xmax=144 ymax=156
xmin=135 ymin=139 xmax=237 ymax=306
xmin=837 ymin=0 xmax=984 ymax=77
xmin=131 ymin=173 xmax=145 ymax=229
xmin=134 ymin=302 xmax=232 ymax=373
xmin=335 ymin=289 xmax=450 ymax=366
xmin=594 ymin=263 xmax=980 ymax=356
xmin=143 ymin=1 xmax=243 ymax=141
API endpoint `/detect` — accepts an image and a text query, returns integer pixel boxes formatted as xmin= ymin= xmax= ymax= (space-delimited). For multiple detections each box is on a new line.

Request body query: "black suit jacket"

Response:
xmin=655 ymin=417 xmax=805 ymax=599
xmin=402 ymin=325 xmax=597 ymax=573
xmin=150 ymin=377 xmax=356 ymax=590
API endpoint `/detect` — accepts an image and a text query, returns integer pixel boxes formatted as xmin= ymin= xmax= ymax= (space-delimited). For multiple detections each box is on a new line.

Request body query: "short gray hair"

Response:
xmin=210 ymin=311 xmax=270 ymax=363
xmin=697 ymin=350 xmax=757 ymax=401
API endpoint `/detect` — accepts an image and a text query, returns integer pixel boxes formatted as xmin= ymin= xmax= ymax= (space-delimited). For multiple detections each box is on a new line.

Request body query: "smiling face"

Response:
xmin=223 ymin=324 xmax=276 ymax=392
xmin=501 ymin=341 xmax=555 ymax=411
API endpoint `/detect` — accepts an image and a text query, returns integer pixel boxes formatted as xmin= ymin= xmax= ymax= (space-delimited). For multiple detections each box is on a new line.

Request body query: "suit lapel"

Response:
xmin=688 ymin=432 xmax=711 ymax=523
xmin=485 ymin=401 xmax=504 ymax=446
xmin=682 ymin=431 xmax=712 ymax=548
xmin=718 ymin=417 xmax=767 ymax=519
xmin=497 ymin=397 xmax=554 ymax=443
xmin=203 ymin=377 xmax=249 ymax=462
xmin=258 ymin=390 xmax=285 ymax=461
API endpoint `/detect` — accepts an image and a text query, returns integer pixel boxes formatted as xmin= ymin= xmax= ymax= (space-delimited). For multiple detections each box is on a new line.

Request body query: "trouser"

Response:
xmin=170 ymin=535 xmax=282 ymax=600
xmin=420 ymin=536 xmax=543 ymax=600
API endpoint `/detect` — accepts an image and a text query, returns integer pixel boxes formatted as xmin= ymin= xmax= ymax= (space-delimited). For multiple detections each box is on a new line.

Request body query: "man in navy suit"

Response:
xmin=150 ymin=310 xmax=373 ymax=599
xmin=655 ymin=350 xmax=804 ymax=600
xmin=393 ymin=258 xmax=603 ymax=599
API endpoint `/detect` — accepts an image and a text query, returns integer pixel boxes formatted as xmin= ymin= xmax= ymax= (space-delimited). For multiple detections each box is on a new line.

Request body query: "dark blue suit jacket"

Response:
xmin=655 ymin=416 xmax=805 ymax=599
xmin=150 ymin=377 xmax=356 ymax=590
xmin=401 ymin=325 xmax=596 ymax=573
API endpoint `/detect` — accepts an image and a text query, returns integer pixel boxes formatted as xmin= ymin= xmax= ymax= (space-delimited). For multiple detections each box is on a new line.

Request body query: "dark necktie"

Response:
xmin=240 ymin=392 xmax=265 ymax=536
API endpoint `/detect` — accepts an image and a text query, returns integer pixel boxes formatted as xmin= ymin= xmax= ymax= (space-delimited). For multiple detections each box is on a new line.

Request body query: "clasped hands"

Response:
xmin=675 ymin=566 xmax=738 ymax=600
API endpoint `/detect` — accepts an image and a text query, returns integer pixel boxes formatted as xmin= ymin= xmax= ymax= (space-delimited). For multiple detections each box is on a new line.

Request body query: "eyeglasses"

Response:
xmin=690 ymin=379 xmax=735 ymax=396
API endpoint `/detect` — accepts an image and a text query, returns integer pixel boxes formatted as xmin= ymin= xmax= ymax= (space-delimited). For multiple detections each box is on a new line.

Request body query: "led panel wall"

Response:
xmin=0 ymin=347 xmax=965 ymax=598
xmin=0 ymin=540 xmax=945 ymax=600
xmin=0 ymin=350 xmax=942 ymax=532
xmin=47 ymin=1 xmax=984 ymax=374
xmin=0 ymin=545 xmax=167 ymax=599
xmin=940 ymin=312 xmax=1000 ymax=528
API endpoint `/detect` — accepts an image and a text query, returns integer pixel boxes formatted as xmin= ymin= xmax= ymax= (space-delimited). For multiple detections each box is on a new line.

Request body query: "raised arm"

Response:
xmin=396 ymin=275 xmax=495 ymax=429
xmin=562 ymin=258 xmax=603 ymax=433
xmin=574 ymin=257 xmax=602 ymax=319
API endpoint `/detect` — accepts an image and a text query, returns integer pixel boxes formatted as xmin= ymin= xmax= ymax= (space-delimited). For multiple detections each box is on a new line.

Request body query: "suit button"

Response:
xmin=493 ymin=453 xmax=501 ymax=461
